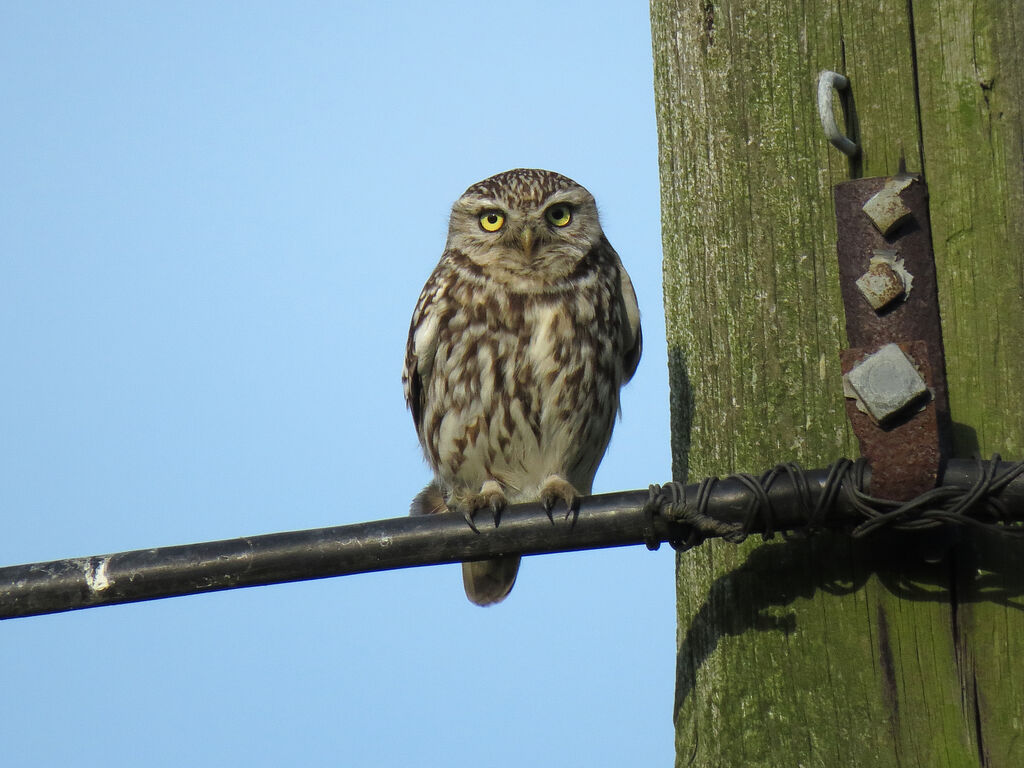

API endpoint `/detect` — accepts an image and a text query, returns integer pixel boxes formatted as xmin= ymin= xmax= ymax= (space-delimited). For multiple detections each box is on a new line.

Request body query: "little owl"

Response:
xmin=403 ymin=168 xmax=641 ymax=605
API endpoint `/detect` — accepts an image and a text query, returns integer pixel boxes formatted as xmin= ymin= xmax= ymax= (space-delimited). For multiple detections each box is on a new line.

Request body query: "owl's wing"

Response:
xmin=402 ymin=266 xmax=445 ymax=433
xmin=617 ymin=256 xmax=642 ymax=383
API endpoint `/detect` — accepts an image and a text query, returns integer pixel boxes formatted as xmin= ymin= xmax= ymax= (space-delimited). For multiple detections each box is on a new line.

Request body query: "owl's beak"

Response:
xmin=519 ymin=227 xmax=534 ymax=259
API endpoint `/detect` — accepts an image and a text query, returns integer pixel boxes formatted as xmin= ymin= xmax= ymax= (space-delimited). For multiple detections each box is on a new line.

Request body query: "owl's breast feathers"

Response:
xmin=403 ymin=237 xmax=640 ymax=500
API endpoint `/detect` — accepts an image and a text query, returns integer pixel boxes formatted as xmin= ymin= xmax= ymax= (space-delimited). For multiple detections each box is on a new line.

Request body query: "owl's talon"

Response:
xmin=460 ymin=506 xmax=481 ymax=533
xmin=542 ymin=495 xmax=556 ymax=523
xmin=488 ymin=495 xmax=506 ymax=526
xmin=451 ymin=481 xmax=507 ymax=531
xmin=539 ymin=475 xmax=581 ymax=525
xmin=564 ymin=494 xmax=581 ymax=525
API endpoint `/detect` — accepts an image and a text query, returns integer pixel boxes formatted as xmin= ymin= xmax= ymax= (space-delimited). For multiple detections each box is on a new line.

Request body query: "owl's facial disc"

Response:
xmin=446 ymin=181 xmax=601 ymax=287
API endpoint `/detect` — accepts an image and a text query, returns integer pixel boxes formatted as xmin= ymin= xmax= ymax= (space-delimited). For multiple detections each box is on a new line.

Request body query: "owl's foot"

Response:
xmin=540 ymin=475 xmax=581 ymax=523
xmin=409 ymin=482 xmax=447 ymax=516
xmin=450 ymin=480 xmax=507 ymax=532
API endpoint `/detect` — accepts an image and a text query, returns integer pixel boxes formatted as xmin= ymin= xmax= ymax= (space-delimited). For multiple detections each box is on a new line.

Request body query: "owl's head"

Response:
xmin=445 ymin=168 xmax=604 ymax=288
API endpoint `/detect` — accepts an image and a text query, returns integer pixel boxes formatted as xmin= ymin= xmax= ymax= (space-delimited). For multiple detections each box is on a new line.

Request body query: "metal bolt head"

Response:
xmin=856 ymin=259 xmax=905 ymax=310
xmin=862 ymin=174 xmax=915 ymax=235
xmin=843 ymin=343 xmax=929 ymax=423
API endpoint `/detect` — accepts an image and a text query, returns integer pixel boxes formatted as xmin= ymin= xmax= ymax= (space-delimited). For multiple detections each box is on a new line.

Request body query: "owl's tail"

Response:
xmin=462 ymin=556 xmax=521 ymax=606
xmin=412 ymin=481 xmax=521 ymax=606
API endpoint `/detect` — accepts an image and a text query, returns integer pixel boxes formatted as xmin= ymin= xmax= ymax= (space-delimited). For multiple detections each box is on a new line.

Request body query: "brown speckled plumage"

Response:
xmin=403 ymin=169 xmax=641 ymax=605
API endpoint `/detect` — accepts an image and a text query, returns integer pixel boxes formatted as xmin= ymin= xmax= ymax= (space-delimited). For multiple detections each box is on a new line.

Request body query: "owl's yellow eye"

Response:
xmin=479 ymin=210 xmax=505 ymax=232
xmin=545 ymin=203 xmax=573 ymax=227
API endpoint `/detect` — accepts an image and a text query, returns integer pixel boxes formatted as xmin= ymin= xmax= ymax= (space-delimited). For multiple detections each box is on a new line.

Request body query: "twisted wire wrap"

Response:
xmin=653 ymin=455 xmax=1024 ymax=550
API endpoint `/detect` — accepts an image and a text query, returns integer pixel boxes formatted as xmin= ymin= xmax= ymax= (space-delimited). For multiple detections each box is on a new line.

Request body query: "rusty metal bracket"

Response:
xmin=834 ymin=174 xmax=951 ymax=500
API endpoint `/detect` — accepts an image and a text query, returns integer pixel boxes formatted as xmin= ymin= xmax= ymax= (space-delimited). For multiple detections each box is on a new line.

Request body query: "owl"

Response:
xmin=402 ymin=168 xmax=641 ymax=606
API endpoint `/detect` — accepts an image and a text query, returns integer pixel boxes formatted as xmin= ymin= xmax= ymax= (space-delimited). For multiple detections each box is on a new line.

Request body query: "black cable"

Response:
xmin=2 ymin=457 xmax=1022 ymax=620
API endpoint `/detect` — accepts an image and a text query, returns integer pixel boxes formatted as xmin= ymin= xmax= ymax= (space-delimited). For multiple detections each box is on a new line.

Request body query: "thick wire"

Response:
xmin=657 ymin=455 xmax=1024 ymax=548
xmin=817 ymin=70 xmax=859 ymax=157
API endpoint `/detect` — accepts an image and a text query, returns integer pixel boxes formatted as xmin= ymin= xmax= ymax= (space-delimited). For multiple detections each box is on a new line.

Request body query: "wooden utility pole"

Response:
xmin=651 ymin=2 xmax=1024 ymax=765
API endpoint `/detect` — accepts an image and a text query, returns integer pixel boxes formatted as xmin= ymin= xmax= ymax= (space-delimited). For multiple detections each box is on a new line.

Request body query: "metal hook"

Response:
xmin=818 ymin=71 xmax=858 ymax=157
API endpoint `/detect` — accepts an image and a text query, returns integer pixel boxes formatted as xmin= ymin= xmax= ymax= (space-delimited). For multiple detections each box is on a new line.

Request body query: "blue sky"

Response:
xmin=1 ymin=3 xmax=673 ymax=765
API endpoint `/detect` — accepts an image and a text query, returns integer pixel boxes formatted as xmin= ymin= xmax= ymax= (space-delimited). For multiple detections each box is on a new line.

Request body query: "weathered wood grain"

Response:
xmin=653 ymin=1 xmax=1024 ymax=765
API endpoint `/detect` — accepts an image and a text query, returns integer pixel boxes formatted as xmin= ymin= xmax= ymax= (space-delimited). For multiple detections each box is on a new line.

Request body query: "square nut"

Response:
xmin=843 ymin=343 xmax=929 ymax=423
xmin=862 ymin=174 xmax=915 ymax=235
xmin=856 ymin=260 xmax=905 ymax=310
